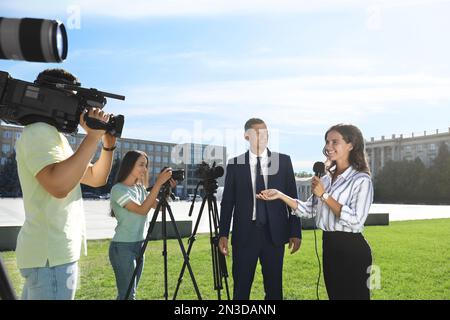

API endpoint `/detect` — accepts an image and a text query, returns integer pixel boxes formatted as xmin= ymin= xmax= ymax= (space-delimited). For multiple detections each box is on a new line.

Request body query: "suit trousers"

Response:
xmin=232 ymin=222 xmax=285 ymax=300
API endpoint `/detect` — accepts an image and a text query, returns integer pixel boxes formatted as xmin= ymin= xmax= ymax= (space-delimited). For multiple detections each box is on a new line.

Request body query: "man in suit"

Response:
xmin=218 ymin=118 xmax=302 ymax=300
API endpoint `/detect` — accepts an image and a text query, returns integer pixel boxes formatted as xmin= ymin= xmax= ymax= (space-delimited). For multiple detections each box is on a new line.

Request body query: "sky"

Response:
xmin=1 ymin=0 xmax=450 ymax=172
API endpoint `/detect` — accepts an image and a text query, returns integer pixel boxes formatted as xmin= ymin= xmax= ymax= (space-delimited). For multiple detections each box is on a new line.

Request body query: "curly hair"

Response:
xmin=322 ymin=124 xmax=371 ymax=176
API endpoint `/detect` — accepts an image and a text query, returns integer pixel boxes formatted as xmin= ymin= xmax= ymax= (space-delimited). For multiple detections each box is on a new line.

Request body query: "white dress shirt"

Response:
xmin=294 ymin=166 xmax=374 ymax=233
xmin=249 ymin=149 xmax=269 ymax=221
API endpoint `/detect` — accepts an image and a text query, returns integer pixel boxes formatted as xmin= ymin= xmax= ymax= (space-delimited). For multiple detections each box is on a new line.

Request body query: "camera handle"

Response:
xmin=83 ymin=112 xmax=108 ymax=131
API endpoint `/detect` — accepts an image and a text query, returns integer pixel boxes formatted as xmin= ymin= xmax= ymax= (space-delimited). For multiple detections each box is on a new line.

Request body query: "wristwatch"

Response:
xmin=320 ymin=192 xmax=329 ymax=202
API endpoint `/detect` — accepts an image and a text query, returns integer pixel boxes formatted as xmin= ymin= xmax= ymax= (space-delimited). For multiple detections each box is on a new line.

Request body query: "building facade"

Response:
xmin=296 ymin=177 xmax=312 ymax=201
xmin=0 ymin=122 xmax=226 ymax=198
xmin=366 ymin=128 xmax=450 ymax=178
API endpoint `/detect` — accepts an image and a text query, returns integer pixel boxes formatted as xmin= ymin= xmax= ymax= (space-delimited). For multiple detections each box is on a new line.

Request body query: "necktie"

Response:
xmin=255 ymin=156 xmax=267 ymax=225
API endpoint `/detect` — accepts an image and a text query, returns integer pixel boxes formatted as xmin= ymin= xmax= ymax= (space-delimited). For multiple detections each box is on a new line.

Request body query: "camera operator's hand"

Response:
xmin=102 ymin=132 xmax=116 ymax=150
xmin=155 ymin=167 xmax=172 ymax=188
xmin=169 ymin=178 xmax=177 ymax=189
xmin=79 ymin=108 xmax=109 ymax=140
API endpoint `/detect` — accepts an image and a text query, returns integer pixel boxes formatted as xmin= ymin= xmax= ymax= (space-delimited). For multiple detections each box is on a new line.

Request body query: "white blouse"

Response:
xmin=294 ymin=166 xmax=373 ymax=233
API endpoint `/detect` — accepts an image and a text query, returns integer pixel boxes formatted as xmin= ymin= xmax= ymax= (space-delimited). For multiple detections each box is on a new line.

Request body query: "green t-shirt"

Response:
xmin=111 ymin=183 xmax=149 ymax=242
xmin=15 ymin=122 xmax=86 ymax=268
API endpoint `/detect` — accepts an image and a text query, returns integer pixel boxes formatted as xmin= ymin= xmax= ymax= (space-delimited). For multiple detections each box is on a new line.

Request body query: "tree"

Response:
xmin=295 ymin=171 xmax=313 ymax=178
xmin=427 ymin=142 xmax=450 ymax=203
xmin=0 ymin=152 xmax=22 ymax=197
xmin=374 ymin=158 xmax=426 ymax=203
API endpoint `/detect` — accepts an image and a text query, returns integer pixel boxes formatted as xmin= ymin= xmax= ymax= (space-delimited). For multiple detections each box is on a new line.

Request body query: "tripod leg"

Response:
xmin=173 ymin=196 xmax=207 ymax=300
xmin=211 ymin=196 xmax=231 ymax=300
xmin=165 ymin=204 xmax=202 ymax=300
xmin=0 ymin=257 xmax=16 ymax=300
xmin=124 ymin=200 xmax=161 ymax=300
xmin=162 ymin=206 xmax=169 ymax=300
xmin=207 ymin=197 xmax=222 ymax=300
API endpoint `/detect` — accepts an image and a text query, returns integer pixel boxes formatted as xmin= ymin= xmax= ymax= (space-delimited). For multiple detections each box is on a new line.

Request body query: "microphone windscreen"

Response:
xmin=313 ymin=162 xmax=325 ymax=176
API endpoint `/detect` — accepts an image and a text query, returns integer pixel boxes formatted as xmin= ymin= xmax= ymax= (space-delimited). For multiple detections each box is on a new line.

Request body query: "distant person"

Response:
xmin=257 ymin=124 xmax=374 ymax=300
xmin=109 ymin=150 xmax=174 ymax=300
xmin=219 ymin=118 xmax=302 ymax=300
xmin=15 ymin=68 xmax=116 ymax=300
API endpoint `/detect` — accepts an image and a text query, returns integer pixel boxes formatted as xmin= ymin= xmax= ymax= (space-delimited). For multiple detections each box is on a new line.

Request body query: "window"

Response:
xmin=162 ymin=146 xmax=169 ymax=153
xmin=124 ymin=142 xmax=130 ymax=148
xmin=162 ymin=156 xmax=168 ymax=164
xmin=155 ymin=145 xmax=162 ymax=152
xmin=0 ymin=157 xmax=6 ymax=165
xmin=155 ymin=156 xmax=161 ymax=163
xmin=147 ymin=145 xmax=154 ymax=152
xmin=2 ymin=144 xmax=11 ymax=153
xmin=139 ymin=144 xmax=146 ymax=150
xmin=16 ymin=132 xmax=21 ymax=139
xmin=3 ymin=131 xmax=11 ymax=139
xmin=429 ymin=144 xmax=436 ymax=151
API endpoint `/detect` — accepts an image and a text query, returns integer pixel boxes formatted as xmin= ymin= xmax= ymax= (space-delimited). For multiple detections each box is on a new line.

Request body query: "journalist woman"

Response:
xmin=109 ymin=150 xmax=174 ymax=300
xmin=257 ymin=124 xmax=374 ymax=300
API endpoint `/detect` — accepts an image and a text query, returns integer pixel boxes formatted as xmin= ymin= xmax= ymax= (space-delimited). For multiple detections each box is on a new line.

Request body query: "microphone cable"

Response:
xmin=311 ymin=161 xmax=325 ymax=300
xmin=312 ymin=196 xmax=321 ymax=300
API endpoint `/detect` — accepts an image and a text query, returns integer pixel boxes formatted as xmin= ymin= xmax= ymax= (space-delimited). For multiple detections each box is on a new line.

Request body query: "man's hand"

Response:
xmin=219 ymin=236 xmax=229 ymax=256
xmin=288 ymin=237 xmax=301 ymax=254
xmin=79 ymin=108 xmax=109 ymax=140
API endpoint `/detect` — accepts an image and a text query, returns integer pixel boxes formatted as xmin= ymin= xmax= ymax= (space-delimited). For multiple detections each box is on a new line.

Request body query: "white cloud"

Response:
xmin=121 ymin=74 xmax=450 ymax=128
xmin=2 ymin=0 xmax=449 ymax=19
xmin=206 ymin=56 xmax=376 ymax=74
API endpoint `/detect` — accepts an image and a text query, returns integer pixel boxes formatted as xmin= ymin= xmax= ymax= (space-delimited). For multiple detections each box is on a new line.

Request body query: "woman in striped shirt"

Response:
xmin=257 ymin=124 xmax=374 ymax=300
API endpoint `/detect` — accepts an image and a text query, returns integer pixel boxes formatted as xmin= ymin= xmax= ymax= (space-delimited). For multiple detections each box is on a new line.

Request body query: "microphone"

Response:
xmin=313 ymin=161 xmax=325 ymax=178
xmin=312 ymin=162 xmax=325 ymax=205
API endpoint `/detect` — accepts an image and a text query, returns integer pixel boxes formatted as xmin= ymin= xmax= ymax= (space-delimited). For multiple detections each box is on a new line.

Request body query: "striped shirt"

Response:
xmin=294 ymin=166 xmax=373 ymax=233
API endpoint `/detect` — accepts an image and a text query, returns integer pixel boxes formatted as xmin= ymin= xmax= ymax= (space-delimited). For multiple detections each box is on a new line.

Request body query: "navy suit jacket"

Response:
xmin=219 ymin=150 xmax=302 ymax=246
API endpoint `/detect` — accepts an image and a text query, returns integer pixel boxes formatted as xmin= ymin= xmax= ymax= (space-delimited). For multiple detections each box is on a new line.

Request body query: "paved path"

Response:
xmin=1 ymin=199 xmax=450 ymax=240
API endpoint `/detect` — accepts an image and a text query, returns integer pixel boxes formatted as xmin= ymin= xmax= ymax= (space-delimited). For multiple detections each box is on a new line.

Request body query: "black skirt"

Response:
xmin=322 ymin=231 xmax=373 ymax=300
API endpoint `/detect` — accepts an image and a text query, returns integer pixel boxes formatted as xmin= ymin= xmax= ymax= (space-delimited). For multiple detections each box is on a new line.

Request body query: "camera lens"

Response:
xmin=0 ymin=18 xmax=68 ymax=62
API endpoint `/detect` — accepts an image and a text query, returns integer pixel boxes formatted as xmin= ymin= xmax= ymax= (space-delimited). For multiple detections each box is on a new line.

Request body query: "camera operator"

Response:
xmin=109 ymin=151 xmax=175 ymax=300
xmin=14 ymin=68 xmax=117 ymax=300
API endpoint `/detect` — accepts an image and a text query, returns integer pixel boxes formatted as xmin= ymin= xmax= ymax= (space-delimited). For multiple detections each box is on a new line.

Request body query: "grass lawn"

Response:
xmin=1 ymin=219 xmax=449 ymax=300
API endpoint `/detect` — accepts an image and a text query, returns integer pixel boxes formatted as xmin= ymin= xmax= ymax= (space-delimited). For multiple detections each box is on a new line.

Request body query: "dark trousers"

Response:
xmin=232 ymin=223 xmax=285 ymax=300
xmin=322 ymin=231 xmax=372 ymax=300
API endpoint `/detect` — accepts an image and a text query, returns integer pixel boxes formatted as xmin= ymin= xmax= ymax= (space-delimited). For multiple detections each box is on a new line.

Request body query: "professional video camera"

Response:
xmin=196 ymin=161 xmax=224 ymax=181
xmin=0 ymin=71 xmax=125 ymax=137
xmin=0 ymin=17 xmax=125 ymax=137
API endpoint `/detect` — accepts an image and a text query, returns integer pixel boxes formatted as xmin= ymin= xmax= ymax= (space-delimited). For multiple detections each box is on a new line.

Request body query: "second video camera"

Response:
xmin=196 ymin=161 xmax=224 ymax=181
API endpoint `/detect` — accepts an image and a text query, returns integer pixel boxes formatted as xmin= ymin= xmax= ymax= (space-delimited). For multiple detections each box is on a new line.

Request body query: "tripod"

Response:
xmin=173 ymin=179 xmax=230 ymax=300
xmin=0 ymin=256 xmax=17 ymax=300
xmin=124 ymin=183 xmax=202 ymax=300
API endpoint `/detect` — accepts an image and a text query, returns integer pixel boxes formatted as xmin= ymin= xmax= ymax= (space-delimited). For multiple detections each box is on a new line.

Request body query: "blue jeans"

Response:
xmin=109 ymin=241 xmax=145 ymax=300
xmin=20 ymin=261 xmax=78 ymax=300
